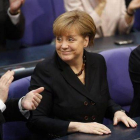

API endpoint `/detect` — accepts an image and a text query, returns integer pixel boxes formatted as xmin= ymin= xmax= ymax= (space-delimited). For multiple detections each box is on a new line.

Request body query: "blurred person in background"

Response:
xmin=64 ymin=0 xmax=140 ymax=38
xmin=0 ymin=0 xmax=25 ymax=51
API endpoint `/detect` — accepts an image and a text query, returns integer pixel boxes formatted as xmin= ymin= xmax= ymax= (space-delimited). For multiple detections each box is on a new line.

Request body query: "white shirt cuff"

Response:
xmin=18 ymin=97 xmax=30 ymax=119
xmin=0 ymin=100 xmax=6 ymax=112
xmin=7 ymin=7 xmax=20 ymax=25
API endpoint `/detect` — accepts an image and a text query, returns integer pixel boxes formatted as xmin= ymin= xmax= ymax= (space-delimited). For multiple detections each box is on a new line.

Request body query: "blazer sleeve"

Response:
xmin=27 ymin=62 xmax=70 ymax=138
xmin=100 ymin=56 xmax=122 ymax=119
xmin=5 ymin=12 xmax=25 ymax=40
xmin=3 ymin=99 xmax=26 ymax=122
xmin=0 ymin=111 xmax=5 ymax=124
xmin=129 ymin=46 xmax=140 ymax=117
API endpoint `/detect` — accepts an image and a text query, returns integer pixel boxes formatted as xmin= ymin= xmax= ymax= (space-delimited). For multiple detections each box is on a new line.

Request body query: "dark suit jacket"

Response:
xmin=0 ymin=99 xmax=26 ymax=140
xmin=0 ymin=0 xmax=25 ymax=50
xmin=129 ymin=45 xmax=140 ymax=117
xmin=27 ymin=50 xmax=121 ymax=139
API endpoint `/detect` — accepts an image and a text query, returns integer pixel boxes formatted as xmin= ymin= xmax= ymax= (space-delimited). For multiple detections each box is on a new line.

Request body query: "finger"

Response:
xmin=98 ymin=128 xmax=111 ymax=134
xmin=1 ymin=71 xmax=10 ymax=81
xmin=32 ymin=87 xmax=44 ymax=94
xmin=122 ymin=119 xmax=130 ymax=127
xmin=127 ymin=118 xmax=137 ymax=128
xmin=98 ymin=124 xmax=111 ymax=132
xmin=1 ymin=71 xmax=14 ymax=85
xmin=6 ymin=76 xmax=14 ymax=86
xmin=21 ymin=0 xmax=25 ymax=5
xmin=93 ymin=130 xmax=103 ymax=135
xmin=32 ymin=99 xmax=39 ymax=108
xmin=31 ymin=104 xmax=36 ymax=110
xmin=113 ymin=117 xmax=118 ymax=125
xmin=33 ymin=95 xmax=41 ymax=103
xmin=35 ymin=93 xmax=42 ymax=100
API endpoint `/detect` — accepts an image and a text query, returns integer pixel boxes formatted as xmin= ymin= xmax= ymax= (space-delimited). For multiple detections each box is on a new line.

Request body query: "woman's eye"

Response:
xmin=69 ymin=38 xmax=74 ymax=41
xmin=57 ymin=37 xmax=62 ymax=41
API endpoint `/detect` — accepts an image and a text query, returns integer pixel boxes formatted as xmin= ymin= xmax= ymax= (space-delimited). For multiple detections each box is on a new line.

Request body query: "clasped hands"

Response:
xmin=0 ymin=70 xmax=43 ymax=110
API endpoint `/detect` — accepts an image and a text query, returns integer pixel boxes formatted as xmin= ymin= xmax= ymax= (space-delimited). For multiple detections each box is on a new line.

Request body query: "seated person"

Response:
xmin=0 ymin=70 xmax=44 ymax=139
xmin=27 ymin=11 xmax=137 ymax=139
xmin=129 ymin=45 xmax=140 ymax=117
xmin=0 ymin=0 xmax=25 ymax=51
xmin=64 ymin=0 xmax=140 ymax=38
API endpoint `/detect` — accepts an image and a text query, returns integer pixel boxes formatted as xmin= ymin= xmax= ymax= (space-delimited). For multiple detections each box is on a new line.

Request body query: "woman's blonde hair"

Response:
xmin=53 ymin=10 xmax=96 ymax=47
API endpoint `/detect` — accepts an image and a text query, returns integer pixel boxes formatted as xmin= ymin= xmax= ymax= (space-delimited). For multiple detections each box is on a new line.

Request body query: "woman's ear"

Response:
xmin=84 ymin=36 xmax=89 ymax=48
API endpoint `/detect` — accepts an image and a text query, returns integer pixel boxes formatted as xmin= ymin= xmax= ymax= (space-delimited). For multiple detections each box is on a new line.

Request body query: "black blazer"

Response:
xmin=0 ymin=99 xmax=26 ymax=140
xmin=0 ymin=0 xmax=25 ymax=50
xmin=129 ymin=45 xmax=140 ymax=117
xmin=27 ymin=50 xmax=121 ymax=139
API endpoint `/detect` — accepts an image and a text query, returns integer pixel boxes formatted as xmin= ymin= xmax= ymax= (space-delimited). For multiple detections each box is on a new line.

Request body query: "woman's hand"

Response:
xmin=68 ymin=122 xmax=111 ymax=135
xmin=9 ymin=0 xmax=25 ymax=15
xmin=113 ymin=111 xmax=137 ymax=128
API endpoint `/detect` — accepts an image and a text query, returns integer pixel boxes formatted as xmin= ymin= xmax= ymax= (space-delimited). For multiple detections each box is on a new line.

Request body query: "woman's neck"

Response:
xmin=69 ymin=58 xmax=83 ymax=74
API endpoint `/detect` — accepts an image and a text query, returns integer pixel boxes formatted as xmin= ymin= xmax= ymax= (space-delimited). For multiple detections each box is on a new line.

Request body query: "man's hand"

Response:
xmin=9 ymin=0 xmax=25 ymax=15
xmin=21 ymin=87 xmax=44 ymax=110
xmin=0 ymin=71 xmax=14 ymax=103
xmin=113 ymin=111 xmax=137 ymax=128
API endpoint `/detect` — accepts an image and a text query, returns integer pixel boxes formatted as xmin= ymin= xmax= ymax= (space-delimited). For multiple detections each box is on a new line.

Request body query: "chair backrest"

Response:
xmin=3 ymin=77 xmax=31 ymax=140
xmin=133 ymin=9 xmax=140 ymax=31
xmin=100 ymin=47 xmax=136 ymax=112
xmin=20 ymin=0 xmax=65 ymax=46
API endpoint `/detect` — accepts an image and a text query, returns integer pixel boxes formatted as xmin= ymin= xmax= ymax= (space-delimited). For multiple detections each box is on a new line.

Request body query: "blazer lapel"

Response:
xmin=85 ymin=51 xmax=99 ymax=101
xmin=55 ymin=52 xmax=96 ymax=101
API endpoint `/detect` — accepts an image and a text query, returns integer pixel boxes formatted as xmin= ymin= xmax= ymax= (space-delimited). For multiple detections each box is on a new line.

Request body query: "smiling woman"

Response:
xmin=53 ymin=10 xmax=96 ymax=47
xmin=27 ymin=10 xmax=137 ymax=140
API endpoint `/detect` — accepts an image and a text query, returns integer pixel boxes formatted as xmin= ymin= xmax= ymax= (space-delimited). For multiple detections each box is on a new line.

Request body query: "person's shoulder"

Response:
xmin=129 ymin=46 xmax=140 ymax=65
xmin=86 ymin=51 xmax=105 ymax=63
xmin=131 ymin=46 xmax=140 ymax=57
xmin=35 ymin=55 xmax=55 ymax=71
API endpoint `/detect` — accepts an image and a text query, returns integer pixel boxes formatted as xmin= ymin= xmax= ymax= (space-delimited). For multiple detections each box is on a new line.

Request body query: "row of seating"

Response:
xmin=3 ymin=47 xmax=136 ymax=140
xmin=18 ymin=0 xmax=140 ymax=47
xmin=20 ymin=0 xmax=65 ymax=46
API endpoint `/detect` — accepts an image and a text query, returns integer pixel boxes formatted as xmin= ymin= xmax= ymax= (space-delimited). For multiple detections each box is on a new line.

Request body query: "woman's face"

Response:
xmin=55 ymin=28 xmax=89 ymax=64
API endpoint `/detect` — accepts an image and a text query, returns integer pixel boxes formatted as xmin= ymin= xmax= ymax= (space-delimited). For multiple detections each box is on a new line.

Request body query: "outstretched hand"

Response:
xmin=21 ymin=87 xmax=44 ymax=110
xmin=9 ymin=0 xmax=25 ymax=15
xmin=0 ymin=71 xmax=14 ymax=103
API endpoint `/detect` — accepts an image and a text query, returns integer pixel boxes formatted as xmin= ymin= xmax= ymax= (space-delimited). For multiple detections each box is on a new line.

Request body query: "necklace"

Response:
xmin=75 ymin=55 xmax=86 ymax=76
xmin=75 ymin=63 xmax=85 ymax=76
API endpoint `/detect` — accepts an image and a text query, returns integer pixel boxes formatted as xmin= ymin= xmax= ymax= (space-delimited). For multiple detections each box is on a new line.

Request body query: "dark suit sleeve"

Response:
xmin=27 ymin=62 xmax=70 ymax=138
xmin=3 ymin=99 xmax=26 ymax=122
xmin=0 ymin=111 xmax=5 ymax=124
xmin=5 ymin=13 xmax=25 ymax=40
xmin=129 ymin=46 xmax=140 ymax=117
xmin=4 ymin=0 xmax=25 ymax=40
xmin=100 ymin=56 xmax=122 ymax=119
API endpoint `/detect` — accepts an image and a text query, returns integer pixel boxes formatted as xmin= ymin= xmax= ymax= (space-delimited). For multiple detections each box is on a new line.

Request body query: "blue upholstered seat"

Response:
xmin=20 ymin=0 xmax=65 ymax=46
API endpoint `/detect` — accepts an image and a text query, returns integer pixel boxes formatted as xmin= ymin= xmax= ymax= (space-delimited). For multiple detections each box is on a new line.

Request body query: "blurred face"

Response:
xmin=55 ymin=28 xmax=89 ymax=64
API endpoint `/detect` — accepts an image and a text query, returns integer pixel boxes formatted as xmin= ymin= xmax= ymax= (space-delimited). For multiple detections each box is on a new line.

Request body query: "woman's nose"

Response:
xmin=61 ymin=41 xmax=68 ymax=49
